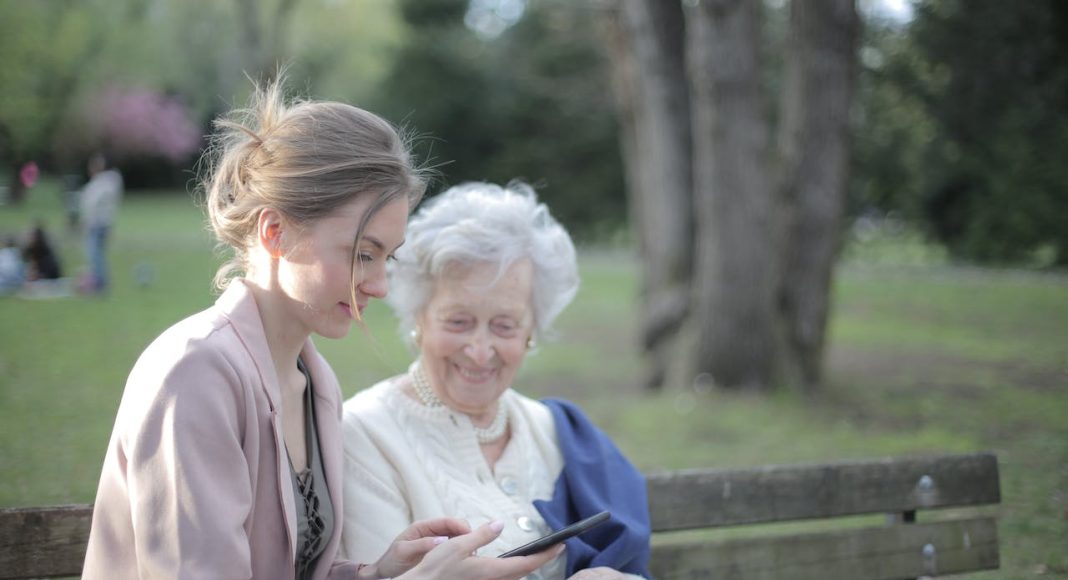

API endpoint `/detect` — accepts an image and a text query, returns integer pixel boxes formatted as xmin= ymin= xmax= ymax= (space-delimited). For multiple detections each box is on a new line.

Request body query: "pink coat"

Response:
xmin=83 ymin=281 xmax=358 ymax=579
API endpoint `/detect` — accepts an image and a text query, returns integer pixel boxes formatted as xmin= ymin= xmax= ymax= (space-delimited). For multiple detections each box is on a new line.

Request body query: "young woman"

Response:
xmin=82 ymin=80 xmax=560 ymax=580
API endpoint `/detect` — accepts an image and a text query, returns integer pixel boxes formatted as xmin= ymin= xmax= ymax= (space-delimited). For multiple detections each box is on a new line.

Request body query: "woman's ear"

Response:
xmin=257 ymin=208 xmax=286 ymax=258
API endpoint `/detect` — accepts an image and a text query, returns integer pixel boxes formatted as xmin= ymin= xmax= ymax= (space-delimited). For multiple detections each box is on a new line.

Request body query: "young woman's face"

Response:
xmin=417 ymin=259 xmax=535 ymax=417
xmin=278 ymin=196 xmax=409 ymax=340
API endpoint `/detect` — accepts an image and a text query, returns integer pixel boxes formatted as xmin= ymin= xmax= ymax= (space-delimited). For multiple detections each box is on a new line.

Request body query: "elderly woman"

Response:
xmin=340 ymin=182 xmax=650 ymax=579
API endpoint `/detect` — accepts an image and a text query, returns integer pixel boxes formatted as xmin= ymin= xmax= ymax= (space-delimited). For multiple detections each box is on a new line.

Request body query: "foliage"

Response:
xmin=0 ymin=0 xmax=622 ymax=231
xmin=0 ymin=0 xmax=404 ymax=181
xmin=371 ymin=0 xmax=626 ymax=239
xmin=0 ymin=1 xmax=104 ymax=164
xmin=853 ymin=0 xmax=1068 ymax=266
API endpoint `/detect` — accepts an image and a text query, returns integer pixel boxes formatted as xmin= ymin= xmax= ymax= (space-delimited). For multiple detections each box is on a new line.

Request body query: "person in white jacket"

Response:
xmin=79 ymin=152 xmax=123 ymax=293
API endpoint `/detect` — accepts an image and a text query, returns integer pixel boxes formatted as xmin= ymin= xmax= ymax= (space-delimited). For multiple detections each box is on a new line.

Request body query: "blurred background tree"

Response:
xmin=854 ymin=0 xmax=1068 ymax=266
xmin=599 ymin=0 xmax=693 ymax=392
xmin=603 ymin=0 xmax=858 ymax=392
xmin=0 ymin=1 xmax=111 ymax=202
xmin=371 ymin=0 xmax=626 ymax=237
xmin=0 ymin=0 xmax=404 ymax=191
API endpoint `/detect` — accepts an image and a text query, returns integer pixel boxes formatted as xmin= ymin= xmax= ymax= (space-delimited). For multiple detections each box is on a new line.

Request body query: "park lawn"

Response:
xmin=1 ymin=182 xmax=1066 ymax=578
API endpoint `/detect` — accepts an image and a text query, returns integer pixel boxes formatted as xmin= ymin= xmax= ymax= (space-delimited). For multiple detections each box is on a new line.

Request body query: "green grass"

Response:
xmin=1 ymin=181 xmax=1066 ymax=577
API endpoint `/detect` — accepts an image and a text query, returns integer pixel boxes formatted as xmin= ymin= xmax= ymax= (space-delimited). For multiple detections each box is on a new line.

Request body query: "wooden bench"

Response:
xmin=1 ymin=452 xmax=999 ymax=579
xmin=645 ymin=452 xmax=1001 ymax=579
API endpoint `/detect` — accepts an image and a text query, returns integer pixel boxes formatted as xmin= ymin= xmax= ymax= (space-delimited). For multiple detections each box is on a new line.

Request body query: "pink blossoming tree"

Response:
xmin=90 ymin=87 xmax=202 ymax=163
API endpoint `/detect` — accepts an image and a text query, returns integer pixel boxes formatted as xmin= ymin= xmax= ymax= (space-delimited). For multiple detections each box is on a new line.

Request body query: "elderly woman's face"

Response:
xmin=417 ymin=259 xmax=534 ymax=417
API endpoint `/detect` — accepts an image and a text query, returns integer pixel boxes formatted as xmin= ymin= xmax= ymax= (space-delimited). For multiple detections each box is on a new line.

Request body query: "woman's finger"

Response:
xmin=400 ymin=517 xmax=472 ymax=541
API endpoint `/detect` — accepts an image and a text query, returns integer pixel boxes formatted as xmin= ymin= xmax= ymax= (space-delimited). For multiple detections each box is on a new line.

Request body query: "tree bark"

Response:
xmin=599 ymin=0 xmax=693 ymax=390
xmin=775 ymin=0 xmax=859 ymax=388
xmin=602 ymin=0 xmax=858 ymax=392
xmin=686 ymin=0 xmax=777 ymax=389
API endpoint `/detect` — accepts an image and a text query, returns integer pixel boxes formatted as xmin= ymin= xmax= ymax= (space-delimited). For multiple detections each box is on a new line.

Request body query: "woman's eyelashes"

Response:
xmin=445 ymin=316 xmax=473 ymax=331
xmin=442 ymin=315 xmax=520 ymax=337
xmin=355 ymin=249 xmax=397 ymax=264
xmin=492 ymin=319 xmax=518 ymax=337
xmin=356 ymin=251 xmax=388 ymax=263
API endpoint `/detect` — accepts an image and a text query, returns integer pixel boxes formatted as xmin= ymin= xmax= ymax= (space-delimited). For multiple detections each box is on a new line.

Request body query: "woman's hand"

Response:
xmin=360 ymin=517 xmax=472 ymax=579
xmin=397 ymin=520 xmax=564 ymax=580
xmin=567 ymin=567 xmax=628 ymax=580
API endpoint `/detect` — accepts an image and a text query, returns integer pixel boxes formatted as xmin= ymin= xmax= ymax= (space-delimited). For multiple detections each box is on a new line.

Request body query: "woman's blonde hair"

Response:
xmin=199 ymin=77 xmax=426 ymax=314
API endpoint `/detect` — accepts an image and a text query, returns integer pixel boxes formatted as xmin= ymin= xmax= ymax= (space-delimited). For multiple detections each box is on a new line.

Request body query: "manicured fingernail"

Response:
xmin=432 ymin=536 xmax=447 ymax=545
xmin=489 ymin=520 xmax=505 ymax=533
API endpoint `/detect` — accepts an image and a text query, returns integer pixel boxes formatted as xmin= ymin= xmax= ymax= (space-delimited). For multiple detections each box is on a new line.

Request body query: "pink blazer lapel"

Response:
xmin=214 ymin=280 xmax=299 ymax=558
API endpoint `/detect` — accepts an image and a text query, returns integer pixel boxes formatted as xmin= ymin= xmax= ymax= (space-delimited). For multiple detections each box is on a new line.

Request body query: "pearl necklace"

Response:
xmin=409 ymin=360 xmax=509 ymax=445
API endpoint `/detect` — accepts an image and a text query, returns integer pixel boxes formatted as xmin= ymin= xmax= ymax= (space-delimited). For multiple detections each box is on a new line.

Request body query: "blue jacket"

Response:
xmin=533 ymin=398 xmax=651 ymax=577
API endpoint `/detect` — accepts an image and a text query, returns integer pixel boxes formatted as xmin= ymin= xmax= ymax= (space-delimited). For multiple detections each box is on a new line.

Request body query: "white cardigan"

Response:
xmin=340 ymin=376 xmax=568 ymax=579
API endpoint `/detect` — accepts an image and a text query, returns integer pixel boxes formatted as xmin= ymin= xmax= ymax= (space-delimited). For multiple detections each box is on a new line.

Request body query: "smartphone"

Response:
xmin=497 ymin=510 xmax=611 ymax=558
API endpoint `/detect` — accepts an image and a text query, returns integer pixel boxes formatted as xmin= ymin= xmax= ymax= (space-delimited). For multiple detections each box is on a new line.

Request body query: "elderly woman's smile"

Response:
xmin=454 ymin=365 xmax=497 ymax=383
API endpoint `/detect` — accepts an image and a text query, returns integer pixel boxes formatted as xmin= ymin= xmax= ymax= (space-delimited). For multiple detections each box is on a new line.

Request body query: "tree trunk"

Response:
xmin=600 ymin=0 xmax=693 ymax=390
xmin=775 ymin=0 xmax=859 ymax=388
xmin=686 ymin=0 xmax=777 ymax=389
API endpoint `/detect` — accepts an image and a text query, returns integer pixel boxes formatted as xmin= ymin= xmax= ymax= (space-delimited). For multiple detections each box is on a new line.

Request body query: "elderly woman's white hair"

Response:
xmin=388 ymin=181 xmax=579 ymax=346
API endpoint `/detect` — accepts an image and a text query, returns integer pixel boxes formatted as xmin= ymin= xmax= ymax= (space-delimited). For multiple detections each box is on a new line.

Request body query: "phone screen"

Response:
xmin=497 ymin=510 xmax=611 ymax=558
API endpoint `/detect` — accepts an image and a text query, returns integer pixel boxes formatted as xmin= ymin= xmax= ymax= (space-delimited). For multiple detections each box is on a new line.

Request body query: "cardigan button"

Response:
xmin=499 ymin=476 xmax=518 ymax=495
xmin=516 ymin=515 xmax=534 ymax=532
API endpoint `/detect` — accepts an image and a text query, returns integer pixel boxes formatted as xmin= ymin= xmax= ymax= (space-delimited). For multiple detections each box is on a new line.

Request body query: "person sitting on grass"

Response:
xmin=0 ymin=235 xmax=26 ymax=294
xmin=22 ymin=222 xmax=62 ymax=281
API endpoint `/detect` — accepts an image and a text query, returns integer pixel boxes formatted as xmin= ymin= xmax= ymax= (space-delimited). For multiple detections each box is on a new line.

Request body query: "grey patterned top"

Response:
xmin=290 ymin=358 xmax=334 ymax=580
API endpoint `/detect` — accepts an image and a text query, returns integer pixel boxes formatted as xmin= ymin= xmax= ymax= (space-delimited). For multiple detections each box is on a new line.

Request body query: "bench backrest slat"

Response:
xmin=0 ymin=505 xmax=91 ymax=579
xmin=649 ymin=516 xmax=999 ymax=580
xmin=647 ymin=451 xmax=1000 ymax=532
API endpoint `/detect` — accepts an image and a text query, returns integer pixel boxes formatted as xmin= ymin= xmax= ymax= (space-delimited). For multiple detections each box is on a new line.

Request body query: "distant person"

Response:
xmin=79 ymin=152 xmax=123 ymax=293
xmin=82 ymin=77 xmax=560 ymax=580
xmin=340 ymin=182 xmax=652 ymax=579
xmin=22 ymin=223 xmax=62 ymax=281
xmin=0 ymin=235 xmax=26 ymax=294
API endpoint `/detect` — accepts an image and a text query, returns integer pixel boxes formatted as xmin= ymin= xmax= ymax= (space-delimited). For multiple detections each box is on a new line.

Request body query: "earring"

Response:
xmin=526 ymin=336 xmax=536 ymax=350
xmin=410 ymin=326 xmax=422 ymax=344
